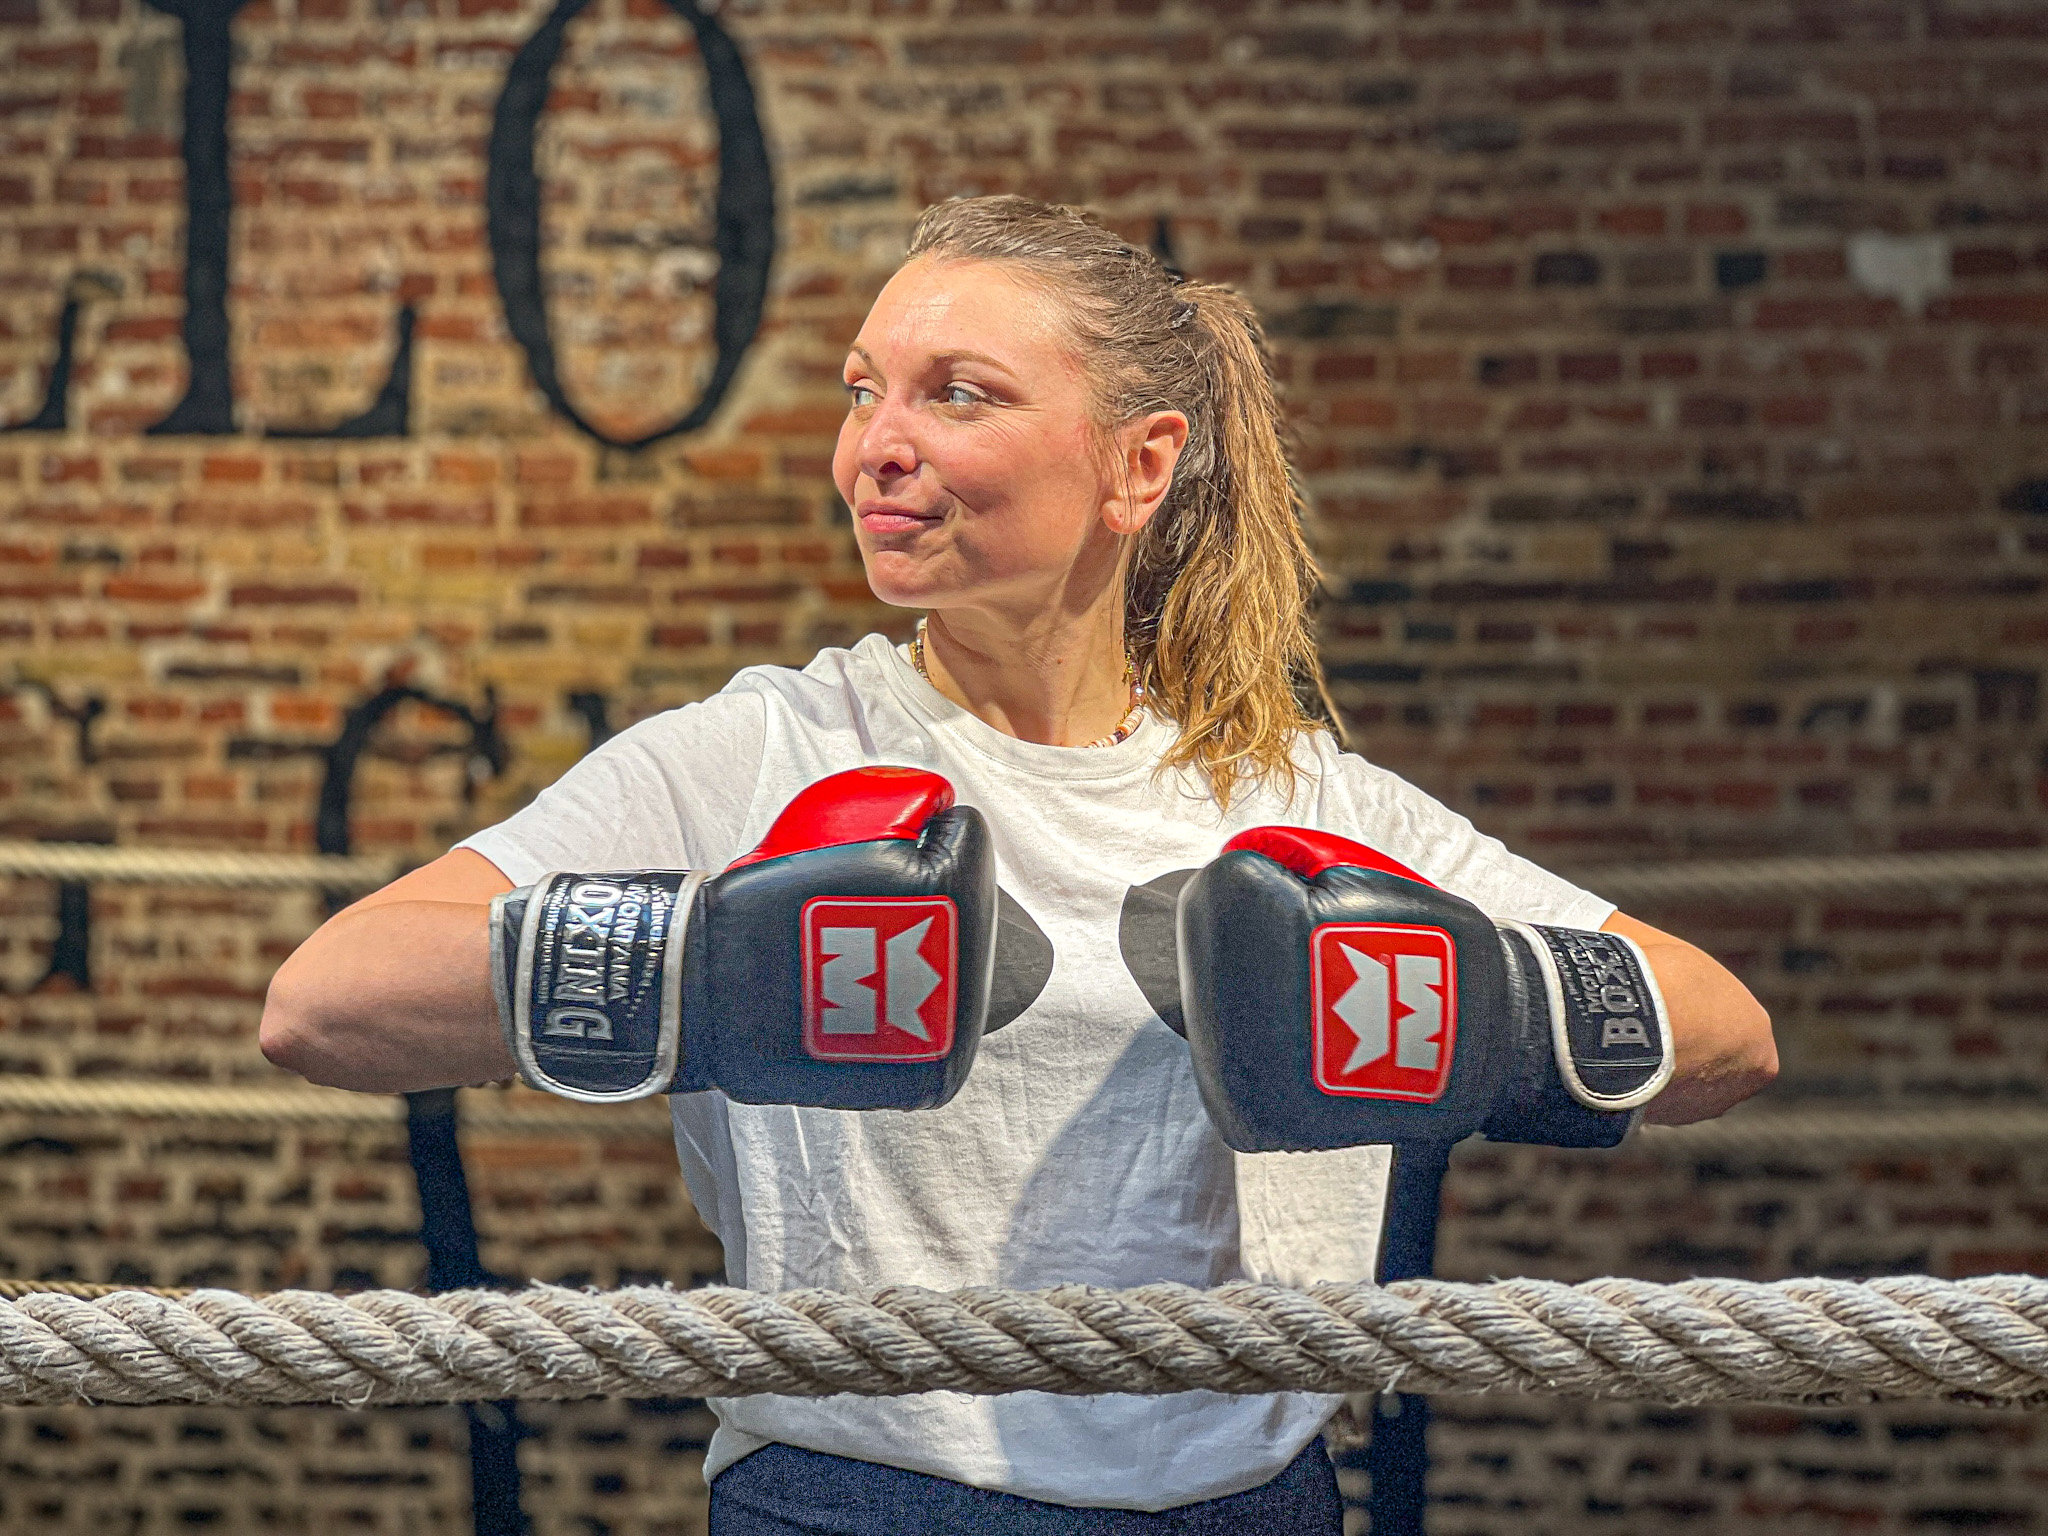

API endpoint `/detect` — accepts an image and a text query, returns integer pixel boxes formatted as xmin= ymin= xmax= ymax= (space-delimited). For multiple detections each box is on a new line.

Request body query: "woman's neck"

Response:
xmin=915 ymin=604 xmax=1136 ymax=748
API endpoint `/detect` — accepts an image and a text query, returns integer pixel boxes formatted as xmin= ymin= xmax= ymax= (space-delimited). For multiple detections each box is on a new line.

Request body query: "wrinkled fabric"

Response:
xmin=461 ymin=634 xmax=1611 ymax=1509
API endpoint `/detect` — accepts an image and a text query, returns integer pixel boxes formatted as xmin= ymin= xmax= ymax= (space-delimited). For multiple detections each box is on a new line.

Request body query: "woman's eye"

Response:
xmin=943 ymin=384 xmax=983 ymax=408
xmin=846 ymin=384 xmax=877 ymax=408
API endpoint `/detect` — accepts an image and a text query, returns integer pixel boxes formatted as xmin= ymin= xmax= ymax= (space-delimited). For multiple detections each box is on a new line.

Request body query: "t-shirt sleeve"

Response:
xmin=1317 ymin=745 xmax=1615 ymax=931
xmin=457 ymin=689 xmax=769 ymax=886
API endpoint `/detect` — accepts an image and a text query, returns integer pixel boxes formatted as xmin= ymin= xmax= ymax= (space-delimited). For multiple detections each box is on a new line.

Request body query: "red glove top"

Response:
xmin=1223 ymin=826 xmax=1434 ymax=887
xmin=726 ymin=766 xmax=956 ymax=871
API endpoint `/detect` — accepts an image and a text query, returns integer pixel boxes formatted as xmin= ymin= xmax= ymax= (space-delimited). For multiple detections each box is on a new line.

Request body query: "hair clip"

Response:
xmin=1169 ymin=300 xmax=1197 ymax=330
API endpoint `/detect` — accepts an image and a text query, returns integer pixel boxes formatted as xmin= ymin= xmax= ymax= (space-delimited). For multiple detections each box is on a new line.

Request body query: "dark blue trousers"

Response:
xmin=709 ymin=1436 xmax=1343 ymax=1535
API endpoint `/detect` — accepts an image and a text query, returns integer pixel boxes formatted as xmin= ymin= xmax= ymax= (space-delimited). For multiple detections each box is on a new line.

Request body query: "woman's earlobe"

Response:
xmin=1105 ymin=502 xmax=1159 ymax=537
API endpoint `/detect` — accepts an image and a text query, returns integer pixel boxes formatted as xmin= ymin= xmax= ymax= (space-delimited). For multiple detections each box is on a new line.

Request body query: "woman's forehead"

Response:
xmin=853 ymin=257 xmax=1071 ymax=369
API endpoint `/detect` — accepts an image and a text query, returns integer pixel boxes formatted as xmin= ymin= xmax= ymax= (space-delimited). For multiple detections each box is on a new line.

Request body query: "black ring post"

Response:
xmin=316 ymin=693 xmax=525 ymax=1536
xmin=408 ymin=1089 xmax=528 ymax=1536
xmin=1363 ymin=1144 xmax=1452 ymax=1536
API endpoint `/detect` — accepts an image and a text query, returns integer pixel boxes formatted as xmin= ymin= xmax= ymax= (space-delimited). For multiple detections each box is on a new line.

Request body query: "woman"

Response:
xmin=262 ymin=196 xmax=1776 ymax=1532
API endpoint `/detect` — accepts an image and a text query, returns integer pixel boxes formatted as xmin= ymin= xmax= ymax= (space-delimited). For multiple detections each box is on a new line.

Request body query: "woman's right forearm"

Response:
xmin=261 ymin=898 xmax=517 ymax=1093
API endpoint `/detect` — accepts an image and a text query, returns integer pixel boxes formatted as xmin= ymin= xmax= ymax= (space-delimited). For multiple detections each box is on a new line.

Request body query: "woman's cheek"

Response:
xmin=829 ymin=421 xmax=861 ymax=504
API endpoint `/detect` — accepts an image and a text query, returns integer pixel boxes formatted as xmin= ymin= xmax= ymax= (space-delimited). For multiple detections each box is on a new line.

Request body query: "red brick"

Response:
xmin=1705 ymin=111 xmax=1859 ymax=146
xmin=1684 ymin=203 xmax=1748 ymax=236
xmin=1596 ymin=204 xmax=1666 ymax=237
xmin=1754 ymin=297 xmax=1899 ymax=329
xmin=519 ymin=496 xmax=653 ymax=529
xmin=227 ymin=581 xmax=359 ymax=606
xmin=1927 ymin=293 xmax=2048 ymax=327
xmin=201 ymin=455 xmax=265 ymax=485
xmin=103 ymin=576 xmax=204 ymax=602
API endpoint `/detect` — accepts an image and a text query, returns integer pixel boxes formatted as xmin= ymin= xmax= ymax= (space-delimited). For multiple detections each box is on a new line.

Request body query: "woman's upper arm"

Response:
xmin=261 ymin=694 xmax=758 ymax=1090
xmin=350 ymin=847 xmax=516 ymax=913
xmin=259 ymin=849 xmax=517 ymax=1090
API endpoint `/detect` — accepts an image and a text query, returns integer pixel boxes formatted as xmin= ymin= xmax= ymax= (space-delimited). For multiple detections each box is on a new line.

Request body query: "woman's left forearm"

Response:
xmin=1600 ymin=911 xmax=1777 ymax=1124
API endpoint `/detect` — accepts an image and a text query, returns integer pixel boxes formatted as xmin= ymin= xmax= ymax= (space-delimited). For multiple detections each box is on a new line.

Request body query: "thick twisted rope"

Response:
xmin=1 ymin=1078 xmax=2041 ymax=1151
xmin=2 ymin=1275 xmax=2046 ymax=1410
xmin=1585 ymin=847 xmax=2048 ymax=904
xmin=0 ymin=840 xmax=399 ymax=889
xmin=0 ymin=1077 xmax=672 ymax=1136
xmin=1633 ymin=1106 xmax=2048 ymax=1156
xmin=3 ymin=840 xmax=2045 ymax=898
xmin=0 ymin=1279 xmax=191 ymax=1300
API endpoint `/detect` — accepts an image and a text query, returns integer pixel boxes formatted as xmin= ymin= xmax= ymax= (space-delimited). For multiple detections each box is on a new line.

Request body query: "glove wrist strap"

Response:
xmin=497 ymin=869 xmax=708 ymax=1103
xmin=1497 ymin=919 xmax=1674 ymax=1113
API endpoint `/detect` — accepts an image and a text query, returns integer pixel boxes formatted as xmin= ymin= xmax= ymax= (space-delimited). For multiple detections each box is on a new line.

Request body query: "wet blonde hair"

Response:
xmin=906 ymin=195 xmax=1338 ymax=807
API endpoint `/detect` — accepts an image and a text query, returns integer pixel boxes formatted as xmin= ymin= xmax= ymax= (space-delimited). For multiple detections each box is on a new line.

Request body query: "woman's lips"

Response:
xmin=857 ymin=505 xmax=942 ymax=536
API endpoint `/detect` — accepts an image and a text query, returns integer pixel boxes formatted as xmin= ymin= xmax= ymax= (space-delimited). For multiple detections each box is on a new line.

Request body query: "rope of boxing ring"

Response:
xmin=0 ymin=840 xmax=402 ymax=889
xmin=3 ymin=1271 xmax=2047 ymax=1409
xmin=4 ymin=837 xmax=2047 ymax=898
xmin=3 ymin=1077 xmax=2047 ymax=1153
xmin=3 ymin=839 xmax=2047 ymax=1410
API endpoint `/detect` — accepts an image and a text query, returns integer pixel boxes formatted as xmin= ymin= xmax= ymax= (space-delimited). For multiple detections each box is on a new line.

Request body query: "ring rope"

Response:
xmin=0 ymin=841 xmax=401 ymax=889
xmin=1 ymin=1275 xmax=2045 ymax=1409
xmin=1584 ymin=847 xmax=2048 ymax=903
xmin=4 ymin=840 xmax=2047 ymax=898
xmin=0 ymin=1078 xmax=2040 ymax=1150
xmin=0 ymin=1077 xmax=673 ymax=1135
xmin=1631 ymin=1106 xmax=2048 ymax=1156
xmin=0 ymin=1279 xmax=194 ymax=1300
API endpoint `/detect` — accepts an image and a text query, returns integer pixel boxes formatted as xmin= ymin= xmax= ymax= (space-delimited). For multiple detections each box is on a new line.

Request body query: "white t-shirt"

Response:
xmin=459 ymin=633 xmax=1612 ymax=1510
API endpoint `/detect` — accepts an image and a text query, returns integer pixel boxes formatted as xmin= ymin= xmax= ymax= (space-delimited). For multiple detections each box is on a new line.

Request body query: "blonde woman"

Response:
xmin=263 ymin=196 xmax=1776 ymax=1533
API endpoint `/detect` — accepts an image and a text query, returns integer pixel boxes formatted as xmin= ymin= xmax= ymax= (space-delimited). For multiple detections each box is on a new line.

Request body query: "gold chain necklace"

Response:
xmin=910 ymin=618 xmax=1146 ymax=749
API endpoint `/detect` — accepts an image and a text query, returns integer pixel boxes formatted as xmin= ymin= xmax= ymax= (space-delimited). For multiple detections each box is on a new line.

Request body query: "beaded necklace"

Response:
xmin=909 ymin=617 xmax=1147 ymax=749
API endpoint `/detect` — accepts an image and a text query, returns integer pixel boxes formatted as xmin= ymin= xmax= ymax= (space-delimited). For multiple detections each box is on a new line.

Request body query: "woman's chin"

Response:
xmin=859 ymin=552 xmax=957 ymax=611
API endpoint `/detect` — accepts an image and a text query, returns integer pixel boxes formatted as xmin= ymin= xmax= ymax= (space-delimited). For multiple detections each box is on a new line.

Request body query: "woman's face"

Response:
xmin=833 ymin=256 xmax=1122 ymax=618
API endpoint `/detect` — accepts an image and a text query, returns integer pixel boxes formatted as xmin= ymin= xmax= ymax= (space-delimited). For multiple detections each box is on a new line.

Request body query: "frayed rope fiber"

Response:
xmin=5 ymin=1274 xmax=2048 ymax=1410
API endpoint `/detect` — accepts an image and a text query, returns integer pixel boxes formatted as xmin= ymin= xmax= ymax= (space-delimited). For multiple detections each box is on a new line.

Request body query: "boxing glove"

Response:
xmin=1176 ymin=826 xmax=1672 ymax=1154
xmin=492 ymin=766 xmax=997 ymax=1110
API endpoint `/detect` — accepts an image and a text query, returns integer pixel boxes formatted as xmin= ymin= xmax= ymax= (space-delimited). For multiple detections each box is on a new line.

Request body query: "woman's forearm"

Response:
xmin=1601 ymin=911 xmax=1778 ymax=1125
xmin=261 ymin=896 xmax=515 ymax=1093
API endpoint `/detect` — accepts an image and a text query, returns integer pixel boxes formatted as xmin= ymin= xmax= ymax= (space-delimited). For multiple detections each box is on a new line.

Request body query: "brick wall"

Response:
xmin=3 ymin=0 xmax=2047 ymax=1530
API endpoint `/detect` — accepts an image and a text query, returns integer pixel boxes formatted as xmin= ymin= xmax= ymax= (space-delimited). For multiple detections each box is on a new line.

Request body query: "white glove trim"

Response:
xmin=1497 ymin=919 xmax=1676 ymax=1113
xmin=498 ymin=869 xmax=708 ymax=1104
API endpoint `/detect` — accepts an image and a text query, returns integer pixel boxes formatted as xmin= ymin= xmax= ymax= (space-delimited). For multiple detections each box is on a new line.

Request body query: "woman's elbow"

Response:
xmin=259 ymin=954 xmax=359 ymax=1088
xmin=259 ymin=971 xmax=322 ymax=1081
xmin=1645 ymin=991 xmax=1778 ymax=1125
xmin=1723 ymin=994 xmax=1780 ymax=1104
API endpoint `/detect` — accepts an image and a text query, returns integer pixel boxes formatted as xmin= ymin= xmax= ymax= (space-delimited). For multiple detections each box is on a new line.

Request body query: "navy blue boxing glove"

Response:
xmin=1176 ymin=826 xmax=1672 ymax=1155
xmin=491 ymin=766 xmax=997 ymax=1109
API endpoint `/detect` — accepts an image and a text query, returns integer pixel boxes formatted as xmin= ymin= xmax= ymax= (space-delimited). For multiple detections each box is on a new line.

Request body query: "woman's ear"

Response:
xmin=1103 ymin=410 xmax=1190 ymax=536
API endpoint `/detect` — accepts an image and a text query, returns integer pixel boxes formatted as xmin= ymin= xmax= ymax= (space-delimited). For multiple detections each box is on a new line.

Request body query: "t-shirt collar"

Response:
xmin=866 ymin=633 xmax=1169 ymax=779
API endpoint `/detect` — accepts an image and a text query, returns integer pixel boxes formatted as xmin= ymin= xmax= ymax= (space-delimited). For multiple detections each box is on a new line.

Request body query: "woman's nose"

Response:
xmin=857 ymin=401 xmax=920 ymax=484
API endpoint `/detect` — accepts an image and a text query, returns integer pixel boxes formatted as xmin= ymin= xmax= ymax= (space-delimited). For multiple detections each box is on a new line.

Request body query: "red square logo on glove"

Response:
xmin=1309 ymin=923 xmax=1457 ymax=1102
xmin=800 ymin=897 xmax=958 ymax=1062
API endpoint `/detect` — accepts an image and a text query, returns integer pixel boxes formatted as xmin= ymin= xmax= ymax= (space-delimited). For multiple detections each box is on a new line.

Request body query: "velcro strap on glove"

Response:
xmin=1499 ymin=921 xmax=1671 ymax=1114
xmin=1484 ymin=922 xmax=1674 ymax=1148
xmin=490 ymin=869 xmax=707 ymax=1103
xmin=1504 ymin=921 xmax=1673 ymax=1110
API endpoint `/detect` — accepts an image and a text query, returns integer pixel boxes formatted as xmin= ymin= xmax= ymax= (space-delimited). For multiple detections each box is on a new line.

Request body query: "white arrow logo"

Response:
xmin=1331 ymin=945 xmax=1442 ymax=1075
xmin=1333 ymin=946 xmax=1391 ymax=1072
xmin=884 ymin=917 xmax=939 ymax=1041
xmin=818 ymin=926 xmax=878 ymax=1034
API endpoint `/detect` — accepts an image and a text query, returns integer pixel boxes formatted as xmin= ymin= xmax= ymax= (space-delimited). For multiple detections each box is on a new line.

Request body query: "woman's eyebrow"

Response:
xmin=929 ymin=348 xmax=1018 ymax=378
xmin=847 ymin=344 xmax=1020 ymax=383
